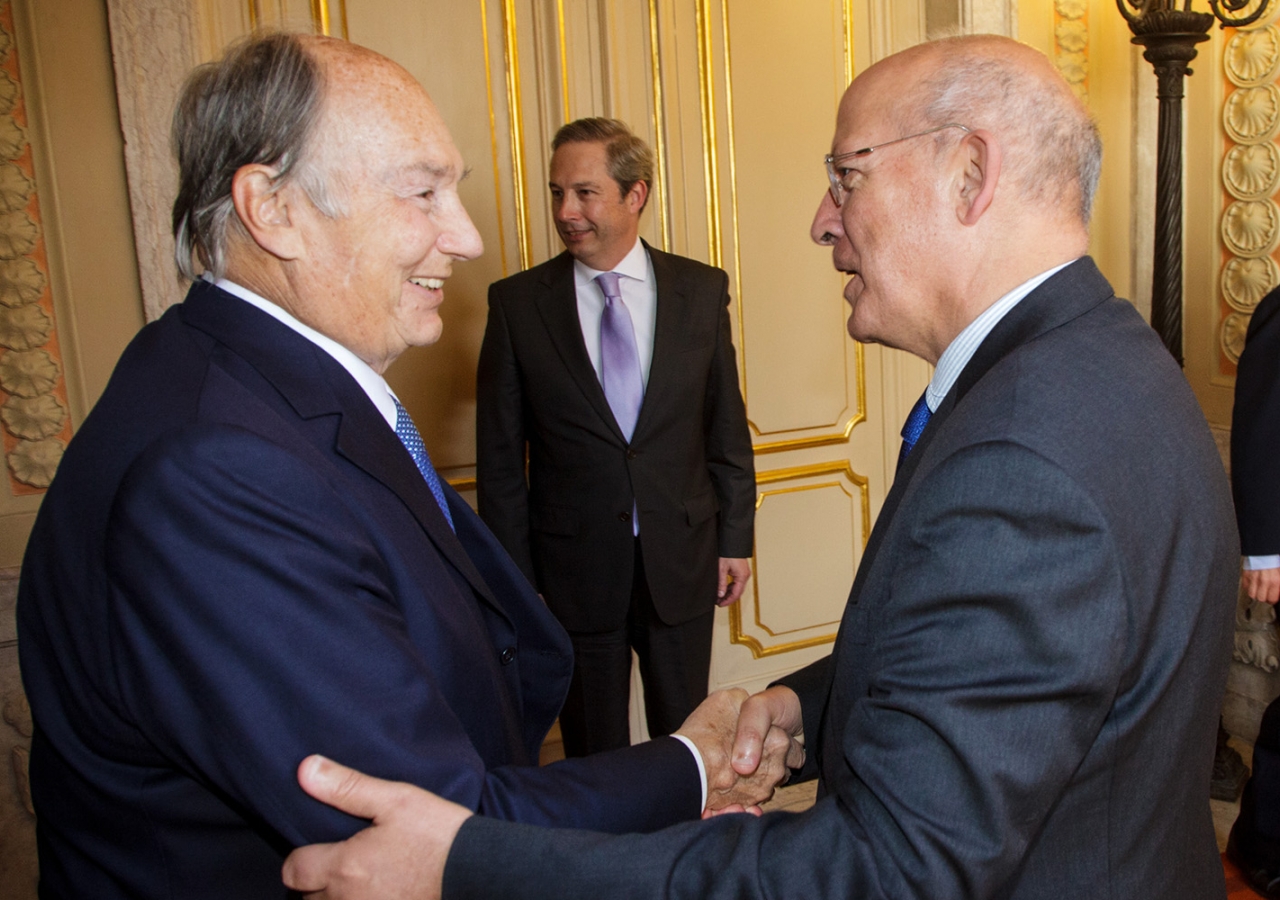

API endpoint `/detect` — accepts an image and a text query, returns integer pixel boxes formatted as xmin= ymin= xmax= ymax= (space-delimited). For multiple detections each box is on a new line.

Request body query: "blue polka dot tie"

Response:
xmin=896 ymin=391 xmax=933 ymax=475
xmin=392 ymin=397 xmax=455 ymax=532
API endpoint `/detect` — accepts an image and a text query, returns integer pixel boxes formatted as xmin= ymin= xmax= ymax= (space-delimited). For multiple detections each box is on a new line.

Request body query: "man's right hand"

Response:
xmin=1244 ymin=567 xmax=1280 ymax=605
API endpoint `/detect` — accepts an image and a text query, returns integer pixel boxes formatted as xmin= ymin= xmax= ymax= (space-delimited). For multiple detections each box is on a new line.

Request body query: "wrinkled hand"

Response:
xmin=731 ymin=685 xmax=806 ymax=782
xmin=282 ymin=755 xmax=471 ymax=900
xmin=675 ymin=688 xmax=800 ymax=813
xmin=717 ymin=558 xmax=751 ymax=607
xmin=1244 ymin=567 xmax=1280 ymax=605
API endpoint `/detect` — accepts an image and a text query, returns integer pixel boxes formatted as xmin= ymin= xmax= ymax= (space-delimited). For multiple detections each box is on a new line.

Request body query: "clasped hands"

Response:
xmin=281 ymin=685 xmax=804 ymax=900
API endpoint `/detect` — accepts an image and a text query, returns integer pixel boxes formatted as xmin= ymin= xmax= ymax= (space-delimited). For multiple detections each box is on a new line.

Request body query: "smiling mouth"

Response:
xmin=408 ymin=277 xmax=445 ymax=290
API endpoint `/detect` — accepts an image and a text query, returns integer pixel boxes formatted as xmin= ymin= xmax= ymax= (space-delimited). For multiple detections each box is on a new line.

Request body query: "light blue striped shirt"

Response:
xmin=924 ymin=260 xmax=1074 ymax=413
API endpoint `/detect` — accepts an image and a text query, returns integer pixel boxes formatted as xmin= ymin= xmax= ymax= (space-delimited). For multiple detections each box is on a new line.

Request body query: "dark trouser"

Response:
xmin=1236 ymin=697 xmax=1280 ymax=862
xmin=557 ymin=541 xmax=715 ymax=758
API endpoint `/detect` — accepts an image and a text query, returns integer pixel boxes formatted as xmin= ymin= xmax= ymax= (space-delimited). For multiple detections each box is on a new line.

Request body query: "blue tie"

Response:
xmin=392 ymin=397 xmax=455 ymax=532
xmin=896 ymin=391 xmax=932 ymax=474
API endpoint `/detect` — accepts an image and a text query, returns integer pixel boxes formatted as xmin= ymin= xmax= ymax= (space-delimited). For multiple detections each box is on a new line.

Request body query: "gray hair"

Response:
xmin=552 ymin=117 xmax=655 ymax=211
xmin=171 ymin=32 xmax=344 ymax=280
xmin=912 ymin=37 xmax=1102 ymax=223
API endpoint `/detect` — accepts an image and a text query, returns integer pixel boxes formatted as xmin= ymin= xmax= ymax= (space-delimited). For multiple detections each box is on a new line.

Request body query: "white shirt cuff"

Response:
xmin=1244 ymin=555 xmax=1280 ymax=571
xmin=670 ymin=733 xmax=708 ymax=812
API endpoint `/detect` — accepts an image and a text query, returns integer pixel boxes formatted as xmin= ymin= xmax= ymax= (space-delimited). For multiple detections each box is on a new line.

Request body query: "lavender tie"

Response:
xmin=393 ymin=397 xmax=455 ymax=532
xmin=596 ymin=272 xmax=644 ymax=440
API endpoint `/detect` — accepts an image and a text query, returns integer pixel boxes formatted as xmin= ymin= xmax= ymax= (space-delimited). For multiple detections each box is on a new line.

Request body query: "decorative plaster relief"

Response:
xmin=0 ymin=1 xmax=69 ymax=493
xmin=1222 ymin=254 xmax=1279 ymax=311
xmin=1227 ymin=24 xmax=1280 ymax=88
xmin=1053 ymin=0 xmax=1088 ymax=101
xmin=1225 ymin=83 xmax=1280 ymax=143
xmin=1225 ymin=140 xmax=1280 ymax=199
xmin=1222 ymin=310 xmax=1251 ymax=363
xmin=1222 ymin=198 xmax=1280 ymax=257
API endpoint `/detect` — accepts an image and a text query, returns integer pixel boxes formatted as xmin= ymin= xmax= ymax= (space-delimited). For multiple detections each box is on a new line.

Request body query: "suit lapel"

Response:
xmin=181 ymin=282 xmax=505 ymax=614
xmin=631 ymin=242 xmax=681 ymax=441
xmin=532 ymin=253 xmax=628 ymax=442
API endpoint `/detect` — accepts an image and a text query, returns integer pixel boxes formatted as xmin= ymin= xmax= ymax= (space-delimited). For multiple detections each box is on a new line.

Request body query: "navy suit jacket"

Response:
xmin=1232 ymin=285 xmax=1280 ymax=556
xmin=445 ymin=258 xmax=1239 ymax=899
xmin=17 ymin=281 xmax=699 ymax=899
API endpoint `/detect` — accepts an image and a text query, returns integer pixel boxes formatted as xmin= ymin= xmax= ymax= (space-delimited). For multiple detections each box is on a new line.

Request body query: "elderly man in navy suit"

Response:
xmin=16 ymin=33 xmax=789 ymax=900
xmin=282 ymin=33 xmax=1238 ymax=900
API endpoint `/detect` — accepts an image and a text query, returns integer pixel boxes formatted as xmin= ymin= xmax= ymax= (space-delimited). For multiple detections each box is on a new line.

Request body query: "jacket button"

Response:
xmin=618 ymin=511 xmax=631 ymax=522
xmin=626 ymin=449 xmax=637 ymax=459
xmin=500 ymin=646 xmax=517 ymax=665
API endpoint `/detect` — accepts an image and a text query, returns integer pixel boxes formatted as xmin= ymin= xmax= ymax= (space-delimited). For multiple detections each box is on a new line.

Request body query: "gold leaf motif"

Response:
xmin=0 ymin=209 xmax=36 ymax=259
xmin=7 ymin=436 xmax=63 ymax=488
xmin=1056 ymin=20 xmax=1087 ymax=54
xmin=1226 ymin=26 xmax=1280 ymax=88
xmin=1055 ymin=0 xmax=1086 ymax=18
xmin=1223 ymin=311 xmax=1251 ymax=363
xmin=0 ymin=115 xmax=25 ymax=160
xmin=0 ymin=162 xmax=33 ymax=213
xmin=0 ymin=257 xmax=43 ymax=307
xmin=1222 ymin=199 xmax=1280 ymax=257
xmin=1222 ymin=255 xmax=1279 ymax=312
xmin=0 ymin=349 xmax=58 ymax=397
xmin=2 ymin=394 xmax=65 ymax=440
xmin=0 ymin=303 xmax=51 ymax=350
xmin=1224 ymin=141 xmax=1280 ymax=199
xmin=0 ymin=70 xmax=18 ymax=118
xmin=0 ymin=27 xmax=12 ymax=63
xmin=1225 ymin=84 xmax=1280 ymax=143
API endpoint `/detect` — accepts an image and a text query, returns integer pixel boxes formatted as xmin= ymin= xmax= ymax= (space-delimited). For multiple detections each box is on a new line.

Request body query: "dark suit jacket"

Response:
xmin=445 ymin=258 xmax=1239 ymax=899
xmin=17 ymin=281 xmax=700 ymax=900
xmin=476 ymin=242 xmax=755 ymax=630
xmin=1232 ymin=285 xmax=1280 ymax=555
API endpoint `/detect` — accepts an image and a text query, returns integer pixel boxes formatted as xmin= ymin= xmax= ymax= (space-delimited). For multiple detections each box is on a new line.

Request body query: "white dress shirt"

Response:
xmin=573 ymin=238 xmax=658 ymax=386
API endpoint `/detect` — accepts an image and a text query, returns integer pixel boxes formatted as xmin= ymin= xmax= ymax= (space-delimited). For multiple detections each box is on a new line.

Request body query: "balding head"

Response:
xmin=811 ymin=35 xmax=1099 ymax=364
xmin=875 ymin=35 xmax=1101 ymax=224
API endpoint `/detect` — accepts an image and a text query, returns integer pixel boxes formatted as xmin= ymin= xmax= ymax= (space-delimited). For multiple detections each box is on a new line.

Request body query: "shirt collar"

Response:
xmin=210 ymin=275 xmax=399 ymax=428
xmin=572 ymin=237 xmax=649 ymax=288
xmin=925 ymin=260 xmax=1075 ymax=412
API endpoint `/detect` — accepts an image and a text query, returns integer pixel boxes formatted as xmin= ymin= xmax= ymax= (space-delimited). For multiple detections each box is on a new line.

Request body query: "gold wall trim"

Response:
xmin=647 ymin=0 xmax=671 ymax=251
xmin=555 ymin=0 xmax=569 ymax=122
xmin=480 ymin=0 xmax=511 ymax=277
xmin=501 ymin=0 xmax=532 ymax=270
xmin=694 ymin=0 xmax=721 ymax=267
xmin=728 ymin=460 xmax=869 ymax=658
xmin=843 ymin=0 xmax=854 ymax=85
xmin=447 ymin=476 xmax=477 ymax=492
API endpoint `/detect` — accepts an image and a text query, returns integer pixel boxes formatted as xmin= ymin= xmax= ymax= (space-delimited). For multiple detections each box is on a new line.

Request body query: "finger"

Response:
xmin=282 ymin=841 xmax=340 ymax=893
xmin=717 ymin=562 xmax=730 ymax=599
xmin=718 ymin=578 xmax=747 ymax=607
xmin=731 ymin=694 xmax=775 ymax=776
xmin=295 ymin=755 xmax=399 ymax=822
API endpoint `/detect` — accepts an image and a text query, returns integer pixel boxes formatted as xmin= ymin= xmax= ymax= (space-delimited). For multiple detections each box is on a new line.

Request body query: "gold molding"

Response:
xmin=694 ymin=0 xmax=721 ymax=267
xmin=843 ymin=0 xmax=854 ymax=85
xmin=647 ymin=0 xmax=671 ymax=251
xmin=500 ymin=0 xmax=532 ymax=270
xmin=728 ymin=461 xmax=870 ymax=658
xmin=447 ymin=476 xmax=477 ymax=492
xmin=555 ymin=0 xmax=570 ymax=122
xmin=480 ymin=0 xmax=511 ymax=277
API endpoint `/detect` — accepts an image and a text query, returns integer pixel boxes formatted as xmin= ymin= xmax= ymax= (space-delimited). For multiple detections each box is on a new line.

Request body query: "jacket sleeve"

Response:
xmin=476 ymin=285 xmax=538 ymax=584
xmin=702 ymin=271 xmax=755 ymax=558
xmin=443 ymin=442 xmax=1137 ymax=900
xmin=106 ymin=427 xmax=699 ymax=848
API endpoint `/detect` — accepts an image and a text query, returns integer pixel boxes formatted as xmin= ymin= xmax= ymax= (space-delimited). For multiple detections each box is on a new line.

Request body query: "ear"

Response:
xmin=625 ymin=179 xmax=649 ymax=214
xmin=954 ymin=129 xmax=1001 ymax=227
xmin=230 ymin=164 xmax=306 ymax=261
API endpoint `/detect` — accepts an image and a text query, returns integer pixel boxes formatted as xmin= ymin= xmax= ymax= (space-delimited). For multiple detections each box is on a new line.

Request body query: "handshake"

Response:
xmin=282 ymin=684 xmax=805 ymax=899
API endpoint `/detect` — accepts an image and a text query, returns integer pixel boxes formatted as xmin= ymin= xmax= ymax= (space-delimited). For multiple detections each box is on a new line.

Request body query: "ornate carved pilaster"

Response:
xmin=103 ymin=0 xmax=197 ymax=321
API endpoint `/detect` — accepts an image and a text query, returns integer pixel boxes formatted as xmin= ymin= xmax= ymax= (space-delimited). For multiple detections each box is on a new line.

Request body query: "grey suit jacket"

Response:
xmin=445 ymin=257 xmax=1239 ymax=899
xmin=476 ymin=242 xmax=755 ymax=630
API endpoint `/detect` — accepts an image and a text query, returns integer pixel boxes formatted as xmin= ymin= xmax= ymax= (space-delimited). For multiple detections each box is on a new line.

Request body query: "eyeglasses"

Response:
xmin=823 ymin=123 xmax=971 ymax=206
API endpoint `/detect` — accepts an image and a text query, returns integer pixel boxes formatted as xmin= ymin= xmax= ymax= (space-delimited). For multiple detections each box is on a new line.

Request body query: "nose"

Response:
xmin=810 ymin=189 xmax=842 ymax=246
xmin=440 ymin=196 xmax=484 ymax=261
xmin=554 ymin=194 xmax=579 ymax=222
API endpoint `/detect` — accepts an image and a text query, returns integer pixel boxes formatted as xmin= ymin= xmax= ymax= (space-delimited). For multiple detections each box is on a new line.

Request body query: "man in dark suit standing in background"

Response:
xmin=284 ymin=33 xmax=1239 ymax=900
xmin=477 ymin=118 xmax=756 ymax=756
xmin=1227 ymin=284 xmax=1280 ymax=897
xmin=16 ymin=34 xmax=784 ymax=900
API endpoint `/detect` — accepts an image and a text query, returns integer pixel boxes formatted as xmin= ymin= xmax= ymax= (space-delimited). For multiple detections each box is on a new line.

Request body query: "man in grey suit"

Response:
xmin=282 ymin=34 xmax=1238 ymax=900
xmin=477 ymin=118 xmax=755 ymax=756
